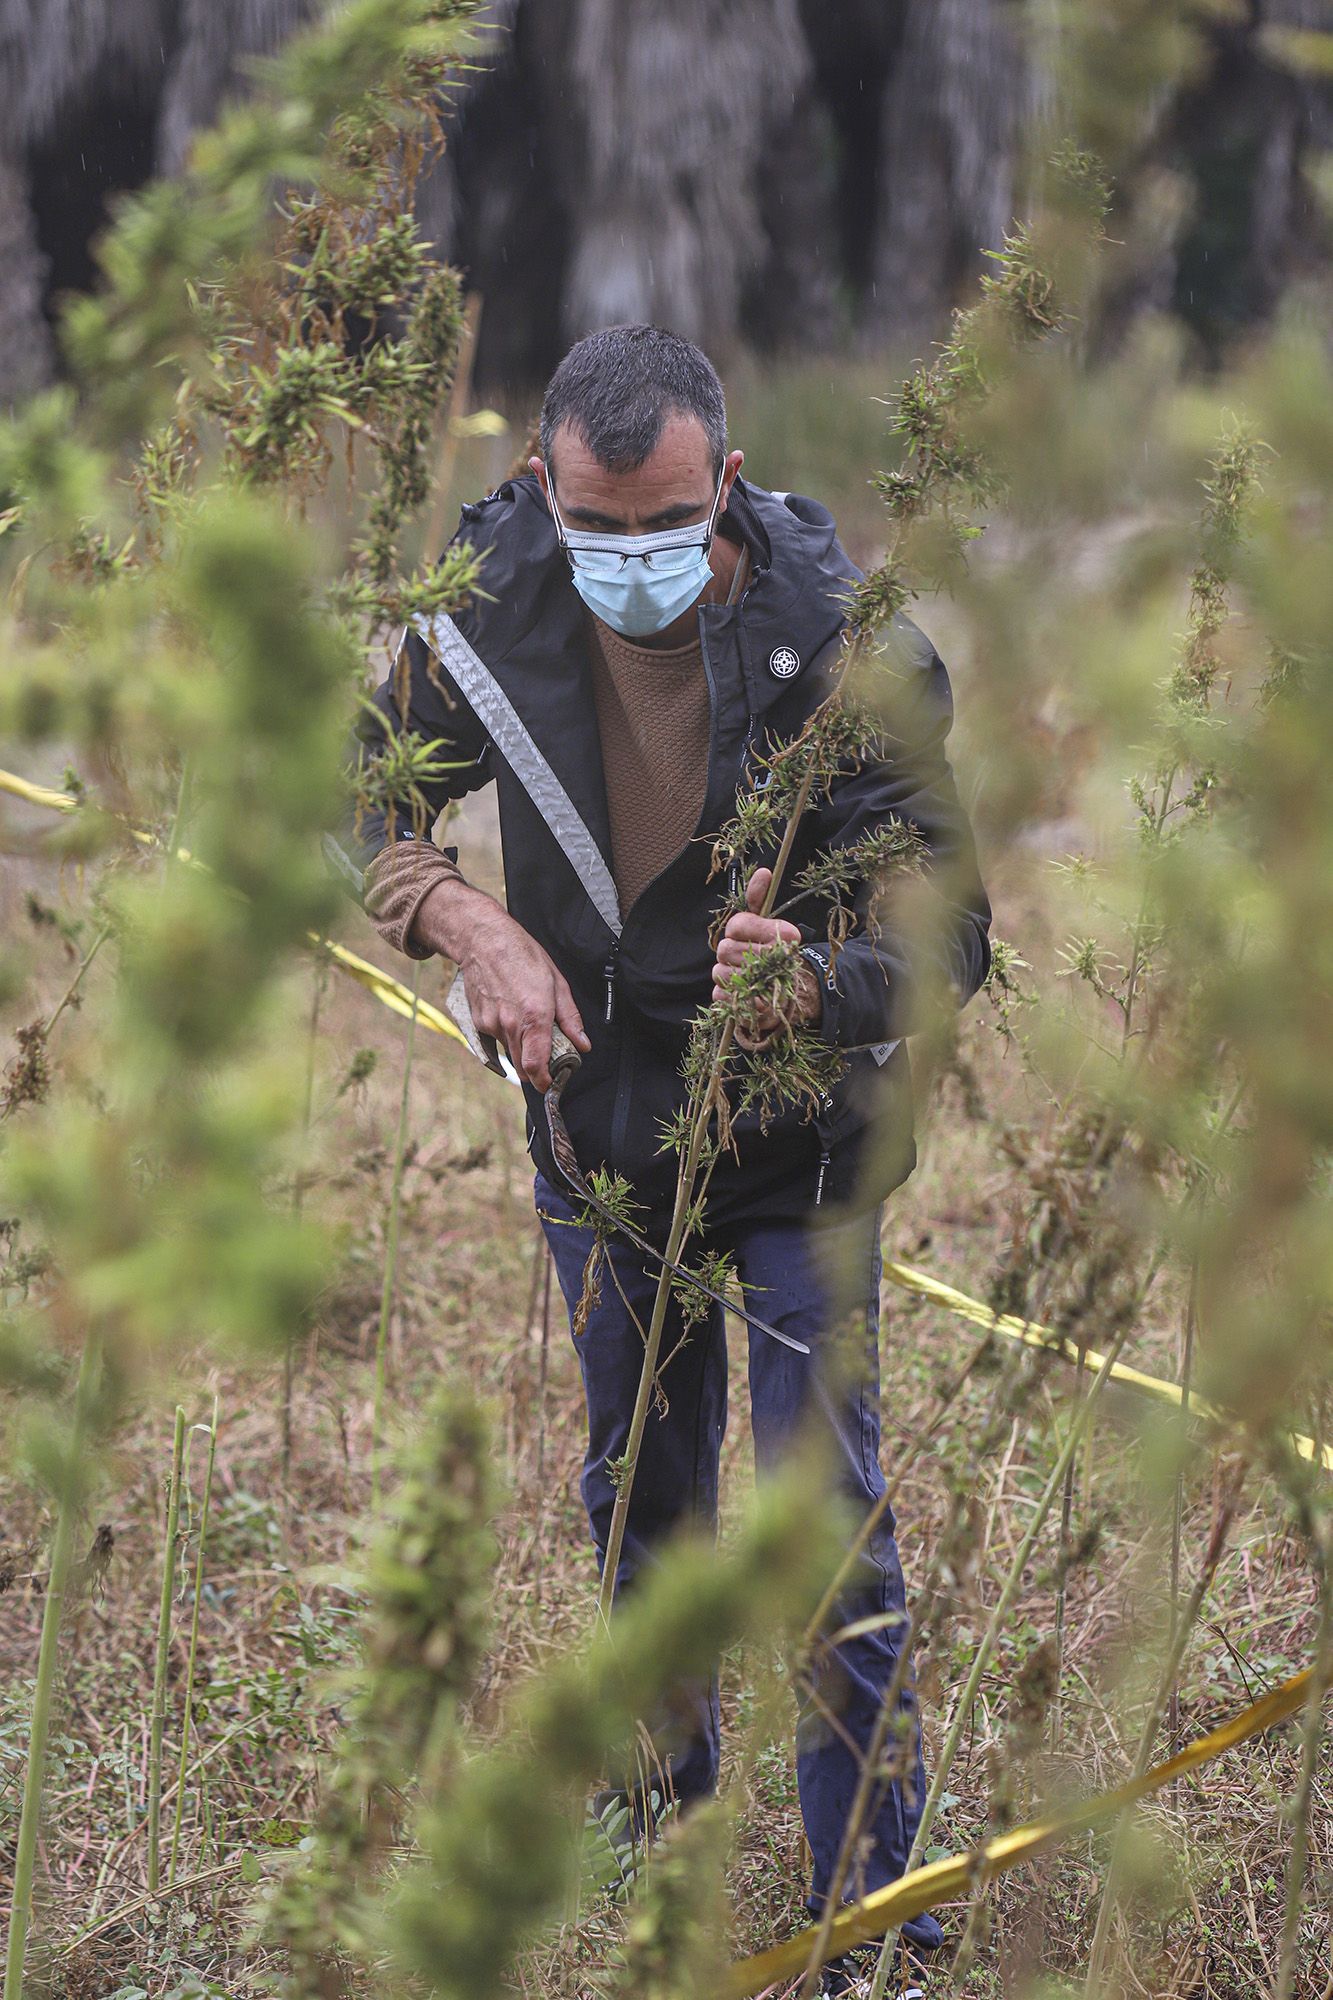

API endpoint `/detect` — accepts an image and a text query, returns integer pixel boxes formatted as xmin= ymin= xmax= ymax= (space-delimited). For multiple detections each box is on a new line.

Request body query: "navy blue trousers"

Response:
xmin=536 ymin=1173 xmax=943 ymax=1950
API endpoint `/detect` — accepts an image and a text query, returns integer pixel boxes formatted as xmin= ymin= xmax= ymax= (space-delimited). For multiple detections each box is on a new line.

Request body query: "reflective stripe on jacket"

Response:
xmin=344 ymin=473 xmax=992 ymax=1225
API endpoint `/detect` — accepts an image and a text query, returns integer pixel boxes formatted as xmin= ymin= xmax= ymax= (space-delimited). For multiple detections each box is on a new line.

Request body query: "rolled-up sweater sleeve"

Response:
xmin=362 ymin=840 xmax=467 ymax=959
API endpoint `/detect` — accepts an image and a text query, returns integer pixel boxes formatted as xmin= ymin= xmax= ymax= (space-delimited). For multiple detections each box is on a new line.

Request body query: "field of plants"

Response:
xmin=2 ymin=4 xmax=1331 ymax=1997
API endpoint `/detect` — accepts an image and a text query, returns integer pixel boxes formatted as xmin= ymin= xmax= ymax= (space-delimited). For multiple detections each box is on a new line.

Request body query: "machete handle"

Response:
xmin=549 ymin=1025 xmax=582 ymax=1092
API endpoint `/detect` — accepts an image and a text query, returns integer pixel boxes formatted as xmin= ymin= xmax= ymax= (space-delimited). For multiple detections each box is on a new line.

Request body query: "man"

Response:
xmin=345 ymin=325 xmax=990 ymax=1996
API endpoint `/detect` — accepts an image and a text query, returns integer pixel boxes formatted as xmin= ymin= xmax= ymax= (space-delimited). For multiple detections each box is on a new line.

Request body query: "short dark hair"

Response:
xmin=539 ymin=324 xmax=727 ymax=477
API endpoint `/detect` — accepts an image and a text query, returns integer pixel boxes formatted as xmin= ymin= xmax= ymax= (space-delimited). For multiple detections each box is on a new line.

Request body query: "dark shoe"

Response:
xmin=817 ymin=1945 xmax=925 ymax=1997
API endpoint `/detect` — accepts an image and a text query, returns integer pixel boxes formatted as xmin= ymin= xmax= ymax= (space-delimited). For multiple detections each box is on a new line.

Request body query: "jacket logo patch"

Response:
xmin=768 ymin=645 xmax=801 ymax=680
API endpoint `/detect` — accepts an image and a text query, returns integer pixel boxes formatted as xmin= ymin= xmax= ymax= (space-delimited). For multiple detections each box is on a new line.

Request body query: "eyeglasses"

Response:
xmin=548 ymin=466 xmax=726 ymax=578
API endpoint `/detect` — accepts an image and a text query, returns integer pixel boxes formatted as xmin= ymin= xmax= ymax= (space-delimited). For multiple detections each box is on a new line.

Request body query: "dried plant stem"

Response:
xmin=866 ymin=1325 xmax=1133 ymax=2000
xmin=946 ymin=1886 xmax=991 ymax=1988
xmin=794 ymin=1349 xmax=1019 ymax=1992
xmin=372 ymin=959 xmax=422 ymax=1510
xmin=147 ymin=1404 xmax=187 ymax=1897
xmin=284 ymin=967 xmax=324 ymax=1480
xmin=595 ymin=1101 xmax=715 ymax=1631
xmin=168 ymin=1398 xmax=219 ymax=1888
xmin=1168 ymin=1255 xmax=1199 ymax=1771
xmin=421 ymin=290 xmax=482 ymax=557
xmin=799 ymin=1345 xmax=1071 ymax=1994
xmin=43 ymin=923 xmax=110 ymax=1037
xmin=95 ymin=1708 xmax=274 ymax=1895
xmin=62 ymin=1859 xmax=242 ymax=1955
xmin=1081 ymin=1474 xmax=1243 ymax=1997
xmin=1274 ymin=1524 xmax=1332 ymax=2000
xmin=3 ymin=1331 xmax=100 ymax=2000
xmin=916 ymin=1331 xmax=1132 ymax=1860
xmin=166 ymin=752 xmax=193 ymax=861
xmin=1052 ymin=1343 xmax=1089 ymax=1749
xmin=595 ymin=770 xmax=816 ymax=1629
xmin=797 ymin=1615 xmax=919 ymax=1998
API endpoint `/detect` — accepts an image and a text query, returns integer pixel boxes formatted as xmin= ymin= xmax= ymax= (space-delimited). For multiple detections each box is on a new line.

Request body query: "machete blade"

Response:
xmin=440 ymin=979 xmax=811 ymax=1358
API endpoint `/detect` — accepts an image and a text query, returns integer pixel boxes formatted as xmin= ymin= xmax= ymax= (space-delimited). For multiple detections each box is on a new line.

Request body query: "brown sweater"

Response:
xmin=584 ymin=615 xmax=709 ymax=914
xmin=364 ymin=553 xmax=749 ymax=953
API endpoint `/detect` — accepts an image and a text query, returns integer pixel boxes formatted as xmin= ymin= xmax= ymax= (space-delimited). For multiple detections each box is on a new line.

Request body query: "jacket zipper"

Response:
xmin=814 ymin=1087 xmax=835 ymax=1207
xmin=603 ymin=939 xmax=619 ymax=1024
xmin=610 ymin=1019 xmax=636 ymax=1172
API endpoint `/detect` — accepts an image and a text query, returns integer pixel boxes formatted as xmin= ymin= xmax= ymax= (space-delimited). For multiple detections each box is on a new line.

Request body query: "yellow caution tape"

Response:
xmin=725 ymin=1664 xmax=1323 ymax=1997
xmin=10 ymin=761 xmax=1333 ymax=1440
xmin=449 ymin=407 xmax=509 ymax=438
xmin=0 ymin=766 xmax=467 ymax=1050
xmin=882 ymin=1259 xmax=1333 ymax=1475
xmin=0 ymin=769 xmax=82 ymax=815
xmin=311 ymin=935 xmax=464 ymax=1042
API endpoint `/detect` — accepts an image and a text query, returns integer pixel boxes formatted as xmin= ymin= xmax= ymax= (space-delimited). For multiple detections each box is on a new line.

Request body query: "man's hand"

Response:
xmin=711 ymin=867 xmax=823 ymax=1048
xmin=412 ymin=878 xmax=590 ymax=1091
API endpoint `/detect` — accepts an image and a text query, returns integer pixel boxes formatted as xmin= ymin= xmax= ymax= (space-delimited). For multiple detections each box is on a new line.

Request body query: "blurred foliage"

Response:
xmin=0 ymin=0 xmax=1331 ymax=1992
xmin=0 ymin=6 xmax=486 ymax=1992
xmin=266 ymin=1387 xmax=496 ymax=1990
xmin=0 ymin=0 xmax=484 ymax=1405
xmin=390 ymin=1470 xmax=838 ymax=2000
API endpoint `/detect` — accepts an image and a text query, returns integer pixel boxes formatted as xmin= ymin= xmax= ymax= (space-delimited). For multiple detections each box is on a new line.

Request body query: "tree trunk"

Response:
xmin=0 ymin=154 xmax=55 ymax=405
xmin=156 ymin=0 xmax=319 ymax=175
xmin=557 ymin=0 xmax=816 ymax=355
xmin=868 ymin=0 xmax=1033 ymax=352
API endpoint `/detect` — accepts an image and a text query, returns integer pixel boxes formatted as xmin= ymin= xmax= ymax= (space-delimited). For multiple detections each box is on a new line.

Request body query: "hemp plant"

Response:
xmin=868 ymin=253 xmax=1333 ymax=1988
xmin=390 ymin=1465 xmax=840 ymax=2000
xmin=593 ymin=140 xmax=1114 ymax=1642
xmin=265 ymin=1386 xmax=496 ymax=1995
xmin=0 ymin=5 xmax=484 ymax=1992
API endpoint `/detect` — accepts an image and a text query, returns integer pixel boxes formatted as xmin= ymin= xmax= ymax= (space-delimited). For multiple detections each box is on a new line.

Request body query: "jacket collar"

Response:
xmin=491 ymin=472 xmax=855 ymax=715
xmin=705 ymin=478 xmax=854 ymax=715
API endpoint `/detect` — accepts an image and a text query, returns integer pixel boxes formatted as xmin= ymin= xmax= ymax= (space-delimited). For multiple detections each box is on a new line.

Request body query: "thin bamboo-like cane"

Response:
xmin=1275 ymin=1522 xmax=1333 ymax=2000
xmin=3 ymin=1333 xmax=101 ymax=2000
xmin=147 ymin=1405 xmax=187 ymax=1896
xmin=1051 ymin=1337 xmax=1088 ymax=1751
xmin=168 ymin=1399 xmax=219 ymax=1887
xmin=371 ymin=959 xmax=423 ymax=1509
xmin=1168 ymin=1252 xmax=1200 ymax=1777
xmin=284 ymin=969 xmax=324 ymax=1481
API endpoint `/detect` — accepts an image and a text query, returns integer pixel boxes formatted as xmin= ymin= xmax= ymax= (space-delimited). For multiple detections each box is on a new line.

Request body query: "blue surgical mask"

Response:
xmin=548 ymin=468 xmax=726 ymax=639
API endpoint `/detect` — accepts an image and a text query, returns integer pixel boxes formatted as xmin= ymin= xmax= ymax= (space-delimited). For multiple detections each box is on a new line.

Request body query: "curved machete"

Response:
xmin=444 ymin=973 xmax=809 ymax=1357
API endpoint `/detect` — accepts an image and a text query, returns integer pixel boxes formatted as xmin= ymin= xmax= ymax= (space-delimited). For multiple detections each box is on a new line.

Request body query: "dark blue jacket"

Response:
xmin=348 ymin=473 xmax=991 ymax=1224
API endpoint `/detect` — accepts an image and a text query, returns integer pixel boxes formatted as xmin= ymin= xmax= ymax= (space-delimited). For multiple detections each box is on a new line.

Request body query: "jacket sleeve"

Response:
xmin=800 ymin=620 xmax=992 ymax=1048
xmin=323 ymin=486 xmax=500 ymax=925
xmin=337 ymin=620 xmax=493 ymax=872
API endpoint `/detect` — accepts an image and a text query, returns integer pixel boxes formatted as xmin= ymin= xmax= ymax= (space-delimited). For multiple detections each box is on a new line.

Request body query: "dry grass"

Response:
xmin=1 ymin=835 xmax=1329 ymax=2000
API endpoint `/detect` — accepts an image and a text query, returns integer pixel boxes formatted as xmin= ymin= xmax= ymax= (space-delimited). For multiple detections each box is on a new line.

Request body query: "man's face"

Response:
xmin=531 ymin=414 xmax=743 ymax=537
